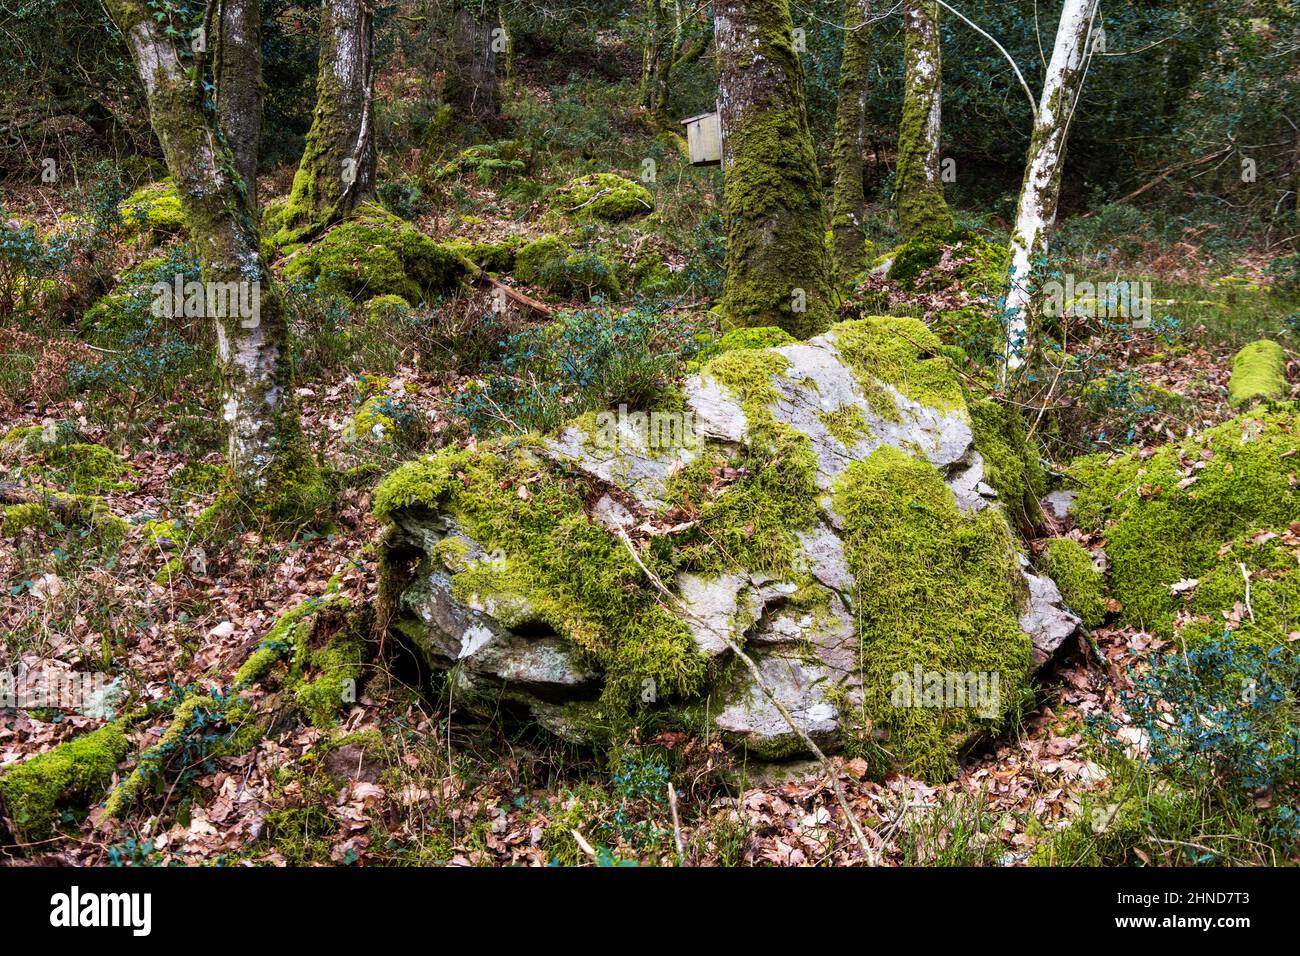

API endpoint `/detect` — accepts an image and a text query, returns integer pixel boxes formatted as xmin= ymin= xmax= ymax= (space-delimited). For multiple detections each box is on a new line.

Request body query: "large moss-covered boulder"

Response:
xmin=376 ymin=316 xmax=1078 ymax=779
xmin=282 ymin=202 xmax=471 ymax=304
xmin=1068 ymin=405 xmax=1300 ymax=644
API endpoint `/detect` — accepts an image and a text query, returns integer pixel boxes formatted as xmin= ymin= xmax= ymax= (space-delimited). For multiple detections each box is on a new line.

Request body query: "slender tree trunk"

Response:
xmin=831 ymin=0 xmax=872 ymax=282
xmin=715 ymin=0 xmax=833 ymax=339
xmin=105 ymin=0 xmax=323 ymax=520
xmin=270 ymin=0 xmax=375 ymax=245
xmin=1003 ymin=0 xmax=1099 ymax=376
xmin=449 ymin=0 xmax=500 ymax=120
xmin=640 ymin=0 xmax=665 ymax=110
xmin=896 ymin=0 xmax=952 ymax=239
xmin=214 ymin=0 xmax=263 ymax=206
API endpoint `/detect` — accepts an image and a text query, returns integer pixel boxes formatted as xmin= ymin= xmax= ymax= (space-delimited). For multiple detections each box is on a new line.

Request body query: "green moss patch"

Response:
xmin=969 ymin=398 xmax=1045 ymax=528
xmin=833 ymin=445 xmax=1030 ymax=780
xmin=688 ymin=326 xmax=795 ymax=372
xmin=1229 ymin=339 xmax=1288 ymax=407
xmin=1038 ymin=538 xmax=1107 ymax=629
xmin=513 ymin=235 xmax=621 ymax=300
xmin=1069 ymin=407 xmax=1300 ymax=636
xmin=119 ymin=180 xmax=185 ymax=243
xmin=832 ymin=315 xmax=967 ymax=414
xmin=376 ymin=441 xmax=706 ymax=707
xmin=0 ymin=724 xmax=129 ymax=842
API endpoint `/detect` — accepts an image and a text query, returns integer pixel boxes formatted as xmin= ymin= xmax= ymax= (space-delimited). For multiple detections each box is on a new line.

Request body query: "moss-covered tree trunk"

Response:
xmin=1003 ymin=0 xmax=1099 ymax=376
xmin=448 ymin=0 xmax=500 ymax=120
xmin=831 ymin=0 xmax=872 ymax=282
xmin=896 ymin=0 xmax=953 ymax=239
xmin=105 ymin=0 xmax=323 ymax=520
xmin=271 ymin=0 xmax=375 ymax=244
xmin=715 ymin=0 xmax=833 ymax=339
xmin=214 ymin=0 xmax=263 ymax=206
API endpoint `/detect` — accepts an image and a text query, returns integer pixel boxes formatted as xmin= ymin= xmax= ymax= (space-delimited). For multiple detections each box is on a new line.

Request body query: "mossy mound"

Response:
xmin=513 ymin=235 xmax=620 ymax=300
xmin=1068 ymin=407 xmax=1300 ymax=637
xmin=2 ymin=502 xmax=52 ymax=536
xmin=282 ymin=203 xmax=471 ymax=304
xmin=1178 ymin=526 xmax=1300 ymax=648
xmin=119 ymin=180 xmax=185 ymax=243
xmin=362 ymin=294 xmax=412 ymax=326
xmin=0 ymin=724 xmax=129 ymax=843
xmin=1229 ymin=339 xmax=1289 ymax=407
xmin=434 ymin=141 xmax=527 ymax=184
xmin=80 ymin=251 xmax=201 ymax=342
xmin=1038 ymin=538 xmax=1107 ymax=630
xmin=41 ymin=443 xmax=135 ymax=494
xmin=552 ymin=173 xmax=654 ymax=222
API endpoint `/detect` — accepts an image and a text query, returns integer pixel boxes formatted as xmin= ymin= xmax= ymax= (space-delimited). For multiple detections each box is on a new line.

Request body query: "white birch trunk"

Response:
xmin=1003 ymin=0 xmax=1100 ymax=376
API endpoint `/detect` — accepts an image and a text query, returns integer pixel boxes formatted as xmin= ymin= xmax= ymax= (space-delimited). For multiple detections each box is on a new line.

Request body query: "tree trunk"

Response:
xmin=1003 ymin=0 xmax=1099 ymax=377
xmin=214 ymin=0 xmax=263 ymax=207
xmin=105 ymin=0 xmax=324 ymax=521
xmin=831 ymin=0 xmax=872 ymax=282
xmin=271 ymin=0 xmax=375 ymax=245
xmin=640 ymin=0 xmax=665 ymax=110
xmin=449 ymin=0 xmax=500 ymax=120
xmin=896 ymin=0 xmax=952 ymax=239
xmin=715 ymin=0 xmax=833 ymax=339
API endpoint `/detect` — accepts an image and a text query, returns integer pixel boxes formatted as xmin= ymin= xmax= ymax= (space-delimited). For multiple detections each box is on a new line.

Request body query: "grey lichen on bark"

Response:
xmin=830 ymin=0 xmax=872 ymax=283
xmin=715 ymin=0 xmax=834 ymax=340
xmin=896 ymin=0 xmax=953 ymax=240
xmin=106 ymin=0 xmax=326 ymax=523
xmin=270 ymin=0 xmax=376 ymax=246
xmin=214 ymin=0 xmax=263 ymax=207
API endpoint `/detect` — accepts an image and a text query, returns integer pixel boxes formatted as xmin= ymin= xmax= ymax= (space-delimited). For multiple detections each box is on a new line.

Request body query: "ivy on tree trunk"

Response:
xmin=896 ymin=0 xmax=953 ymax=240
xmin=715 ymin=0 xmax=833 ymax=339
xmin=831 ymin=0 xmax=872 ymax=282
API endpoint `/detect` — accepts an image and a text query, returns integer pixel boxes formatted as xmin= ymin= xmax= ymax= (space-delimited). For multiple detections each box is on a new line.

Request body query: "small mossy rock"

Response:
xmin=376 ymin=316 xmax=1080 ymax=778
xmin=1037 ymin=538 xmax=1107 ymax=630
xmin=0 ymin=724 xmax=129 ymax=843
xmin=1068 ymin=406 xmax=1300 ymax=637
xmin=434 ymin=141 xmax=527 ymax=184
xmin=553 ymin=173 xmax=654 ymax=222
xmin=119 ymin=180 xmax=186 ymax=243
xmin=282 ymin=202 xmax=471 ymax=304
xmin=1229 ymin=339 xmax=1288 ymax=407
xmin=362 ymin=294 xmax=412 ymax=326
xmin=514 ymin=235 xmax=620 ymax=300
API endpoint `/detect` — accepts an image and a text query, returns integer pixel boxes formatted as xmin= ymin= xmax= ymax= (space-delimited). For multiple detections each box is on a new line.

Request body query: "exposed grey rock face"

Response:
xmin=385 ymin=324 xmax=1082 ymax=759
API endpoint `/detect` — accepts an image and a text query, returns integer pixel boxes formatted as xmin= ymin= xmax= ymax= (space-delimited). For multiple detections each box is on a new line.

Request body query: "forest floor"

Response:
xmin=0 ymin=236 xmax=1276 ymax=865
